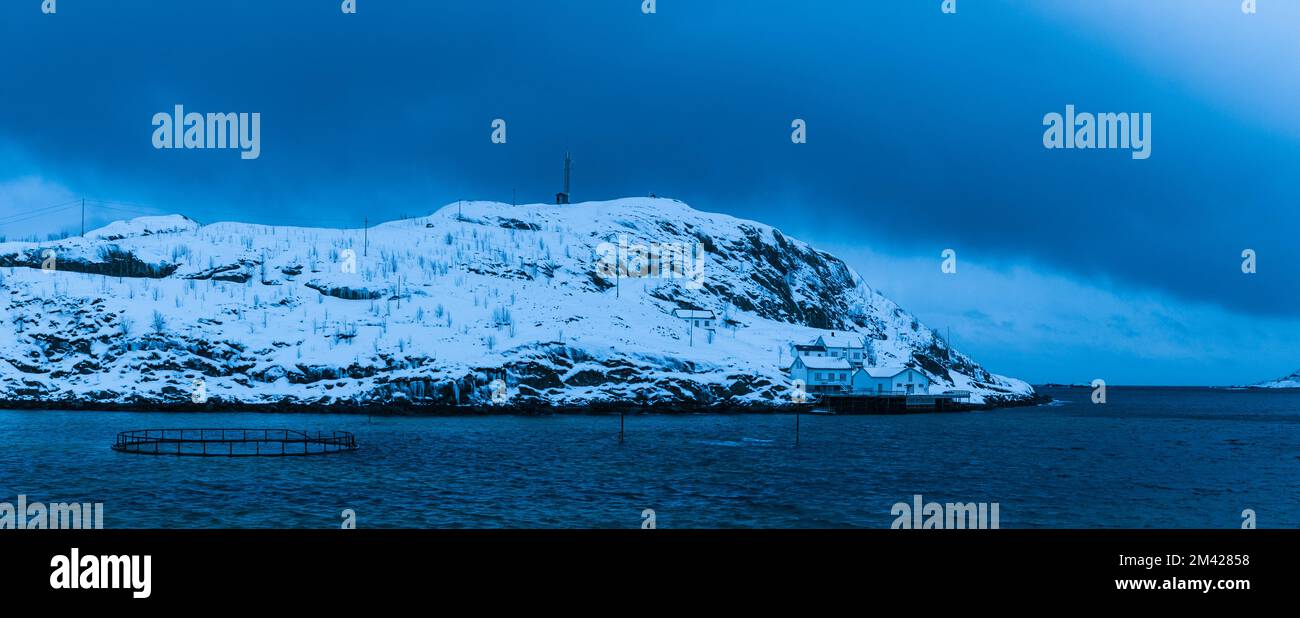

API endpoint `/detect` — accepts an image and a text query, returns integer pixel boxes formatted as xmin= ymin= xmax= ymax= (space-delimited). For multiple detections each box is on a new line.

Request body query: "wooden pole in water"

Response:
xmin=795 ymin=409 xmax=800 ymax=447
xmin=619 ymin=413 xmax=625 ymax=445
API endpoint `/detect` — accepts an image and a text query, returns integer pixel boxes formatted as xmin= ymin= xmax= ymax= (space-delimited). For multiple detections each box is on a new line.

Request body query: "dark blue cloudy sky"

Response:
xmin=1 ymin=0 xmax=1297 ymax=385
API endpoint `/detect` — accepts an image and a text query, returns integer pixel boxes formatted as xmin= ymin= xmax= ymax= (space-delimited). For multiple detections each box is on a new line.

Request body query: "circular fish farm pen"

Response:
xmin=111 ymin=429 xmax=358 ymax=457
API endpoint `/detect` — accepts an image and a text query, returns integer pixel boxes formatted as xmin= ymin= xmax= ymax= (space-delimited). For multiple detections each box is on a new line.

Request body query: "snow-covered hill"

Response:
xmin=0 ymin=198 xmax=1033 ymax=409
xmin=1252 ymin=370 xmax=1300 ymax=389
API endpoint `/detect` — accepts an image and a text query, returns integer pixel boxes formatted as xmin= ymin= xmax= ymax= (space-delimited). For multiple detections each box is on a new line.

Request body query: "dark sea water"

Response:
xmin=1 ymin=387 xmax=1297 ymax=528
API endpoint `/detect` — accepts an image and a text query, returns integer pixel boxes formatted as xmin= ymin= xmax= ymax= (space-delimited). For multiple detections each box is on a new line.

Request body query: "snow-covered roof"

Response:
xmin=858 ymin=366 xmax=910 ymax=378
xmin=814 ymin=332 xmax=864 ymax=348
xmin=672 ymin=309 xmax=715 ymax=319
xmin=794 ymin=357 xmax=853 ymax=370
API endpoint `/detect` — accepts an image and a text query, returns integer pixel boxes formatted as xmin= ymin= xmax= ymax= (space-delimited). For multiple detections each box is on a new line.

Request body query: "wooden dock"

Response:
xmin=817 ymin=391 xmax=973 ymax=415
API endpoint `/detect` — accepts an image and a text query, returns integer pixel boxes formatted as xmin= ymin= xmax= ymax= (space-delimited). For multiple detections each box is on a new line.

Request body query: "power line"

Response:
xmin=83 ymin=199 xmax=175 ymax=216
xmin=0 ymin=199 xmax=83 ymax=226
xmin=86 ymin=198 xmax=171 ymax=210
xmin=83 ymin=200 xmax=205 ymax=226
xmin=0 ymin=203 xmax=81 ymax=228
xmin=0 ymin=198 xmax=184 ymax=233
xmin=87 ymin=203 xmax=170 ymax=216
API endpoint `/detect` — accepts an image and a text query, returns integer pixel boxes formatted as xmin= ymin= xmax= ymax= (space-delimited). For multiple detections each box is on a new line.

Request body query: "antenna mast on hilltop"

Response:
xmin=556 ymin=151 xmax=572 ymax=205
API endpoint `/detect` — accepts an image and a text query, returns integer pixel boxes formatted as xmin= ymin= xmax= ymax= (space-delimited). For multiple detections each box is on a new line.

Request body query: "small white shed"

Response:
xmin=672 ymin=309 xmax=716 ymax=330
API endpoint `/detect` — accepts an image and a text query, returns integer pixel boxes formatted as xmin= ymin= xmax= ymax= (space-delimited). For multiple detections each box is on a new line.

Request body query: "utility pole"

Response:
xmin=795 ymin=409 xmax=801 ymax=447
xmin=363 ymin=217 xmax=368 ymax=257
xmin=80 ymin=198 xmax=85 ymax=237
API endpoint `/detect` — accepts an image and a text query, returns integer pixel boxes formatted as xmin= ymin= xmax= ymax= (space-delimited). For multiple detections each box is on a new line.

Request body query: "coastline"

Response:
xmin=0 ymin=392 xmax=1049 ymax=416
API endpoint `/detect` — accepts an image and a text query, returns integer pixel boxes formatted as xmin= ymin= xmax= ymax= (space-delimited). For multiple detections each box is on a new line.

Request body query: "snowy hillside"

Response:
xmin=1252 ymin=370 xmax=1300 ymax=389
xmin=0 ymin=198 xmax=1033 ymax=409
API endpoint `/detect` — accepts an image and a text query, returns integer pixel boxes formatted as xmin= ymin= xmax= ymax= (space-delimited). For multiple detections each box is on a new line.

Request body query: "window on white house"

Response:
xmin=815 ymin=372 xmax=824 ymax=381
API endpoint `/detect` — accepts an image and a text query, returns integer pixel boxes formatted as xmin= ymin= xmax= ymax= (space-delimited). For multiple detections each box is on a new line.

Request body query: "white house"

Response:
xmin=813 ymin=332 xmax=868 ymax=366
xmin=850 ymin=366 xmax=931 ymax=395
xmin=788 ymin=356 xmax=853 ymax=393
xmin=672 ymin=309 xmax=716 ymax=330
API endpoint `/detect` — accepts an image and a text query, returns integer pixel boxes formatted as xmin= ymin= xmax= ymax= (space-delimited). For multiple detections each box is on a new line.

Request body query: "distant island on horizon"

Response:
xmin=1035 ymin=382 xmax=1300 ymax=390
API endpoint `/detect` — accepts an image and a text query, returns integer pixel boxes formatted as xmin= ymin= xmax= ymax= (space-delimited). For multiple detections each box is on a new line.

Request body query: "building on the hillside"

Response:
xmin=792 ymin=343 xmax=827 ymax=358
xmin=672 ymin=309 xmax=716 ymax=330
xmin=850 ymin=366 xmax=930 ymax=395
xmin=788 ymin=356 xmax=853 ymax=393
xmin=810 ymin=332 xmax=868 ymax=366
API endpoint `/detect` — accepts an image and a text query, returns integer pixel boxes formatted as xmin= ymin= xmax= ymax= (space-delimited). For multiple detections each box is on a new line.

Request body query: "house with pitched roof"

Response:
xmin=811 ymin=332 xmax=868 ymax=367
xmin=671 ymin=309 xmax=716 ymax=330
xmin=791 ymin=343 xmax=827 ymax=358
xmin=788 ymin=355 xmax=853 ymax=393
xmin=850 ymin=366 xmax=930 ymax=395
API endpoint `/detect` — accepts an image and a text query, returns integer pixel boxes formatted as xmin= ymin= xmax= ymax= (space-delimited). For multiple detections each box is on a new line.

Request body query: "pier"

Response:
xmin=816 ymin=391 xmax=973 ymax=415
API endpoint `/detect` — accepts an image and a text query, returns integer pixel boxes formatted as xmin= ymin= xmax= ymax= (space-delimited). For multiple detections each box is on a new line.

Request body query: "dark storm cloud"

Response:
xmin=0 ymin=0 xmax=1295 ymax=319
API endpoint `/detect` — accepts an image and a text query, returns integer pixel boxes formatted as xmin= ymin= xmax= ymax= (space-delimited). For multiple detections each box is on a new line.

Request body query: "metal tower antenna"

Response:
xmin=563 ymin=151 xmax=572 ymax=196
xmin=556 ymin=151 xmax=572 ymax=205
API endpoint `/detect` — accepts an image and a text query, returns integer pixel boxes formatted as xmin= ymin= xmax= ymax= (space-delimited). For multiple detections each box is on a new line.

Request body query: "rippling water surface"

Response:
xmin=1 ymin=387 xmax=1296 ymax=528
